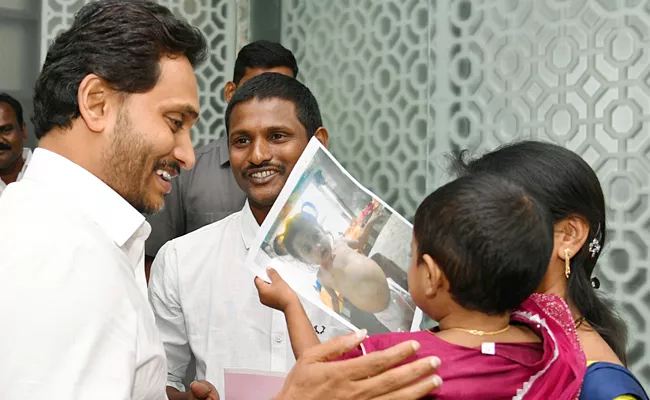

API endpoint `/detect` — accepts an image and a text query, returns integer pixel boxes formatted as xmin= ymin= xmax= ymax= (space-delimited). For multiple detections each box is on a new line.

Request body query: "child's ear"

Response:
xmin=421 ymin=254 xmax=443 ymax=298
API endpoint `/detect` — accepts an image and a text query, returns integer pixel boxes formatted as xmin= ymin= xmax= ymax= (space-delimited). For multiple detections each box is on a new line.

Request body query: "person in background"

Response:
xmin=144 ymin=40 xmax=299 ymax=281
xmin=258 ymin=173 xmax=587 ymax=399
xmin=0 ymin=93 xmax=31 ymax=197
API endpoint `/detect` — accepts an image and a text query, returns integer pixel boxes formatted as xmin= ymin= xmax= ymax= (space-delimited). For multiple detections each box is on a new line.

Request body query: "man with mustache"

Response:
xmin=144 ymin=40 xmax=299 ymax=282
xmin=0 ymin=93 xmax=31 ymax=197
xmin=149 ymin=72 xmax=444 ymax=398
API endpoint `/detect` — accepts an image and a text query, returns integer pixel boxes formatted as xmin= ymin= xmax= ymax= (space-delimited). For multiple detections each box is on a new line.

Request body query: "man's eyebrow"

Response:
xmin=181 ymin=104 xmax=199 ymax=119
xmin=165 ymin=103 xmax=199 ymax=120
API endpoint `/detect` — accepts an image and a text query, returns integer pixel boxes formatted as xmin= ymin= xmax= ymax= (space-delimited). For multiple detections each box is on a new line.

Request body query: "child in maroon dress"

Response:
xmin=255 ymin=173 xmax=586 ymax=399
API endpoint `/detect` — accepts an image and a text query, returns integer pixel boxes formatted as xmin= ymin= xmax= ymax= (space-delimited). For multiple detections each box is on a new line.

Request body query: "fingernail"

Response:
xmin=411 ymin=341 xmax=421 ymax=351
xmin=355 ymin=329 xmax=368 ymax=339
xmin=430 ymin=356 xmax=441 ymax=368
xmin=432 ymin=375 xmax=443 ymax=387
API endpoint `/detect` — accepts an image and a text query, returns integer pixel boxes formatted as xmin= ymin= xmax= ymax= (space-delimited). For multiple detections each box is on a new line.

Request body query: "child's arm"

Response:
xmin=254 ymin=268 xmax=320 ymax=359
xmin=282 ymin=296 xmax=321 ymax=359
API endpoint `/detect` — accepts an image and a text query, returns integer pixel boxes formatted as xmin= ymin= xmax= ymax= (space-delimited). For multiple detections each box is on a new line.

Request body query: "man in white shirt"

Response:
xmin=149 ymin=73 xmax=361 ymax=398
xmin=0 ymin=1 xmax=218 ymax=399
xmin=0 ymin=93 xmax=32 ymax=197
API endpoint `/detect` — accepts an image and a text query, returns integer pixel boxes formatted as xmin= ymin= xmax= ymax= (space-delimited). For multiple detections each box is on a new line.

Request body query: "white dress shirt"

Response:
xmin=0 ymin=147 xmax=32 ymax=197
xmin=149 ymin=202 xmax=353 ymax=394
xmin=0 ymin=148 xmax=167 ymax=400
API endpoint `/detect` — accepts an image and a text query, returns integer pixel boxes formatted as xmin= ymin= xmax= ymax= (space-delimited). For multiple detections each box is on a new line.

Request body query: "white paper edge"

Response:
xmin=244 ymin=137 xmax=424 ymax=332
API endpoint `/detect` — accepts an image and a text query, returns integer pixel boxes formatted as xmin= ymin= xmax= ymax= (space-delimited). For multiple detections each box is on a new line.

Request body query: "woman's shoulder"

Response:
xmin=580 ymin=362 xmax=648 ymax=400
xmin=578 ymin=325 xmax=622 ymax=364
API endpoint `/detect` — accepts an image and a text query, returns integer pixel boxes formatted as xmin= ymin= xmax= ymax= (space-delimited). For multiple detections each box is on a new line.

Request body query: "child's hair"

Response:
xmin=273 ymin=212 xmax=325 ymax=260
xmin=413 ymin=173 xmax=554 ymax=315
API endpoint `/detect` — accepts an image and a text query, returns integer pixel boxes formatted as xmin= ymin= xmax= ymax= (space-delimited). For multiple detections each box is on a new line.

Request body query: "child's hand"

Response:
xmin=255 ymin=267 xmax=300 ymax=312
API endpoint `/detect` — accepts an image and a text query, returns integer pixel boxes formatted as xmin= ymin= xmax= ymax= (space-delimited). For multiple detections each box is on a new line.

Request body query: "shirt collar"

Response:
xmin=21 ymin=148 xmax=32 ymax=166
xmin=5 ymin=147 xmax=32 ymax=186
xmin=24 ymin=148 xmax=147 ymax=247
xmin=240 ymin=200 xmax=259 ymax=250
xmin=219 ymin=135 xmax=230 ymax=167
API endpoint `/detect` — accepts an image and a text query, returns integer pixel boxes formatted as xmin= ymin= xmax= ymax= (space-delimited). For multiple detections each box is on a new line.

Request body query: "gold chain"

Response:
xmin=430 ymin=325 xmax=511 ymax=337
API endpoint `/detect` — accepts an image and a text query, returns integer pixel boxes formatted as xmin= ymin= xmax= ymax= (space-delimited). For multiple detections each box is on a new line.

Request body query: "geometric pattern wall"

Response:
xmin=283 ymin=0 xmax=433 ymax=218
xmin=41 ymin=0 xmax=236 ymax=147
xmin=282 ymin=0 xmax=650 ymax=387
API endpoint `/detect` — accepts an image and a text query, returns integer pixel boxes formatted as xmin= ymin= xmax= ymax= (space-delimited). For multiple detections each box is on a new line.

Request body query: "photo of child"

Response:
xmin=246 ymin=138 xmax=421 ymax=334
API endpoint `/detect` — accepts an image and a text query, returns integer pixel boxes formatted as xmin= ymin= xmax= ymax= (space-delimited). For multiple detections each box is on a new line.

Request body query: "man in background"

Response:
xmin=0 ymin=93 xmax=31 ymax=197
xmin=144 ymin=40 xmax=299 ymax=280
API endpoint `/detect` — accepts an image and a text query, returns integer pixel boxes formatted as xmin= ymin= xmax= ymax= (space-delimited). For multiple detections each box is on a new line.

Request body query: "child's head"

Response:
xmin=274 ymin=212 xmax=333 ymax=265
xmin=409 ymin=173 xmax=554 ymax=319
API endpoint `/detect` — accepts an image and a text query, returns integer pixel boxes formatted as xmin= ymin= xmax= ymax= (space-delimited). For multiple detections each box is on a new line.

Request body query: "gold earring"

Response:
xmin=564 ymin=248 xmax=571 ymax=279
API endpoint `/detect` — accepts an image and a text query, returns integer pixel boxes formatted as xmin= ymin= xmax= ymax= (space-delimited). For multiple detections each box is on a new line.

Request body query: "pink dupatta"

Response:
xmin=508 ymin=293 xmax=587 ymax=399
xmin=337 ymin=293 xmax=586 ymax=399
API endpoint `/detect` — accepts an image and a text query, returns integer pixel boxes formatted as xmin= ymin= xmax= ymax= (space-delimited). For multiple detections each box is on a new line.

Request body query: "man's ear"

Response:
xmin=314 ymin=127 xmax=329 ymax=148
xmin=77 ymin=74 xmax=117 ymax=133
xmin=224 ymin=81 xmax=237 ymax=103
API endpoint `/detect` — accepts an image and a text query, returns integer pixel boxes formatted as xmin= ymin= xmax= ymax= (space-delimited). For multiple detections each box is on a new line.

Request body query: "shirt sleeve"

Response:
xmin=148 ymin=240 xmax=192 ymax=392
xmin=145 ymin=177 xmax=184 ymax=258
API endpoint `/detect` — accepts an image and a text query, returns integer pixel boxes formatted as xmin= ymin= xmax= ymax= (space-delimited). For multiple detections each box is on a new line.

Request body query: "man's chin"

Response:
xmin=131 ymin=195 xmax=165 ymax=215
xmin=248 ymin=193 xmax=279 ymax=209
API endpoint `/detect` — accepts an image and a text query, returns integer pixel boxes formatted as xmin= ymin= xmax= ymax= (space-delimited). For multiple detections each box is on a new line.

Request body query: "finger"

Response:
xmin=254 ymin=276 xmax=267 ymax=290
xmin=189 ymin=380 xmax=214 ymax=399
xmin=301 ymin=330 xmax=368 ymax=362
xmin=370 ymin=371 xmax=443 ymax=400
xmin=335 ymin=341 xmax=423 ymax=381
xmin=266 ymin=267 xmax=282 ymax=282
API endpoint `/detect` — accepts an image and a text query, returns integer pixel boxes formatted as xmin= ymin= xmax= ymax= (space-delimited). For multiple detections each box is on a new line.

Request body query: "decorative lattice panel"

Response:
xmin=282 ymin=0 xmax=650 ymax=387
xmin=282 ymin=0 xmax=434 ymax=219
xmin=41 ymin=0 xmax=235 ymax=146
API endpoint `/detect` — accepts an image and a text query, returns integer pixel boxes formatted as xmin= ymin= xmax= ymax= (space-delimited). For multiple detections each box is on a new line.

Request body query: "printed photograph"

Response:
xmin=247 ymin=139 xmax=420 ymax=334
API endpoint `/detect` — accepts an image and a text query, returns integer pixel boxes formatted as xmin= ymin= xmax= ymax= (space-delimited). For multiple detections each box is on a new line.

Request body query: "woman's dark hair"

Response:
xmin=450 ymin=140 xmax=629 ymax=363
xmin=414 ymin=173 xmax=554 ymax=315
xmin=32 ymin=0 xmax=207 ymax=139
xmin=274 ymin=212 xmax=324 ymax=261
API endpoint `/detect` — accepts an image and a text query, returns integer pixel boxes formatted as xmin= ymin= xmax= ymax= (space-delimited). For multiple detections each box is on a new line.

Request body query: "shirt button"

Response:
xmin=274 ymin=335 xmax=283 ymax=343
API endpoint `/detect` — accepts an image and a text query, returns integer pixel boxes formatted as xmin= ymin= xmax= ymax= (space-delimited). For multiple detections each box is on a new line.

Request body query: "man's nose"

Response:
xmin=250 ymin=139 xmax=272 ymax=165
xmin=174 ymin=132 xmax=196 ymax=170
